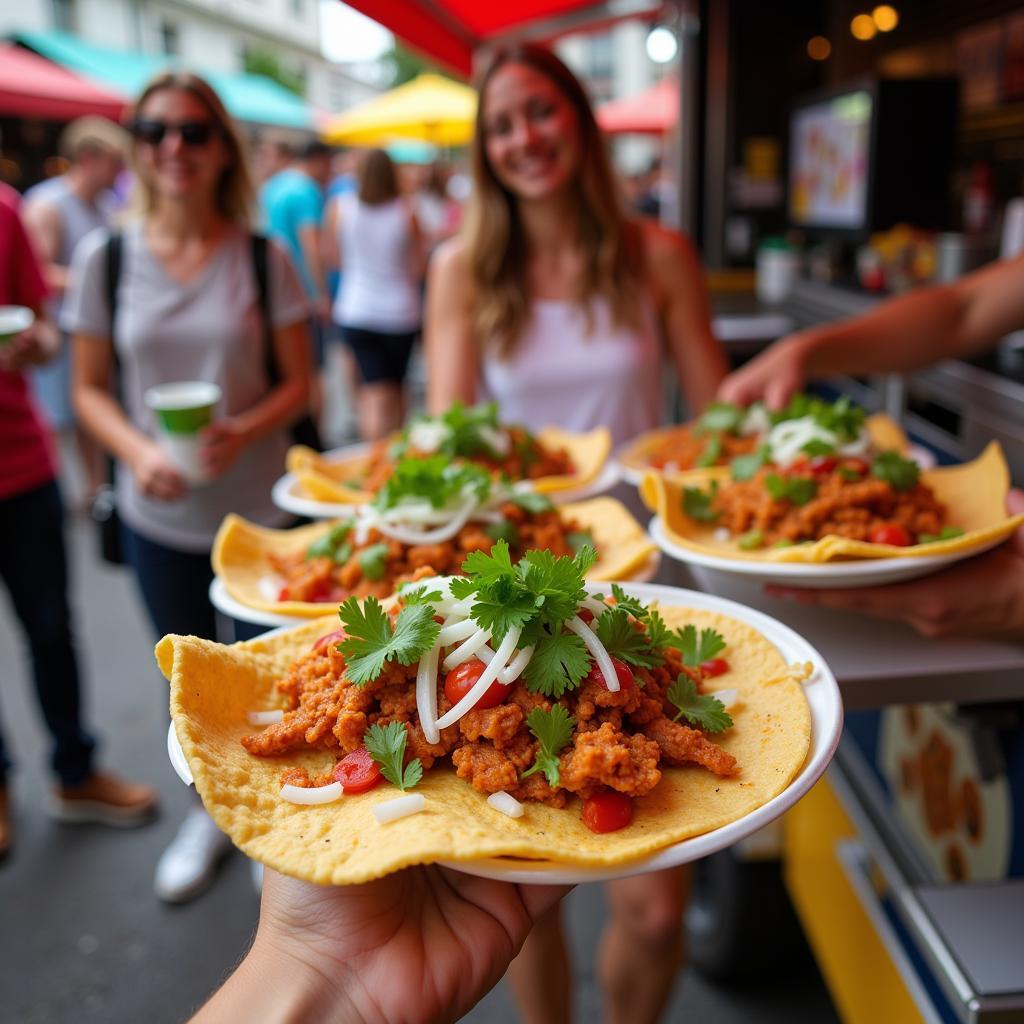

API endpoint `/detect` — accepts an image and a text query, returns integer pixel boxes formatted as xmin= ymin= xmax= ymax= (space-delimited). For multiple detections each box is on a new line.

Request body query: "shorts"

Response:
xmin=340 ymin=325 xmax=417 ymax=384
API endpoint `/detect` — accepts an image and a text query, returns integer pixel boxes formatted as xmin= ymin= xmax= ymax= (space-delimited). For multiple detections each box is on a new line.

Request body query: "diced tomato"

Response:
xmin=312 ymin=628 xmax=347 ymax=653
xmin=700 ymin=657 xmax=730 ymax=677
xmin=869 ymin=522 xmax=912 ymax=546
xmin=585 ymin=656 xmax=634 ymax=691
xmin=578 ymin=608 xmax=595 ymax=624
xmin=582 ymin=791 xmax=634 ymax=834
xmin=308 ymin=578 xmax=344 ymax=603
xmin=332 ymin=747 xmax=381 ymax=794
xmin=788 ymin=456 xmax=809 ymax=473
xmin=808 ymin=455 xmax=839 ymax=476
xmin=444 ymin=658 xmax=514 ymax=710
xmin=842 ymin=457 xmax=870 ymax=476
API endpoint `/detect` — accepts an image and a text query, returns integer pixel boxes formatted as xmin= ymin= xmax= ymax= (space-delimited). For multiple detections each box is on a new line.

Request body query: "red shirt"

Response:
xmin=0 ymin=182 xmax=56 ymax=501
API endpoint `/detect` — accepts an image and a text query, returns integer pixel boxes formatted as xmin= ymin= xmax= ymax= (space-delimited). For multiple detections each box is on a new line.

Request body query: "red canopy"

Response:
xmin=0 ymin=43 xmax=126 ymax=121
xmin=597 ymin=76 xmax=678 ymax=135
xmin=341 ymin=0 xmax=657 ymax=76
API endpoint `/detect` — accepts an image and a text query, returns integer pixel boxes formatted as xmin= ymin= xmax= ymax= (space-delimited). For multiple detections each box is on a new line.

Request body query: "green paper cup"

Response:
xmin=144 ymin=381 xmax=222 ymax=485
xmin=0 ymin=306 xmax=35 ymax=345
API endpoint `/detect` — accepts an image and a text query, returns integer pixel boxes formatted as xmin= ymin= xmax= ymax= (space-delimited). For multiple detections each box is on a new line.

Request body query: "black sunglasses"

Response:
xmin=131 ymin=119 xmax=219 ymax=147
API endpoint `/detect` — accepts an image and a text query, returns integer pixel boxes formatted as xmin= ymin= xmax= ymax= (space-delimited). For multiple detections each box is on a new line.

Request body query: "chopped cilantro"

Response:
xmin=337 ymin=597 xmax=440 ymax=686
xmin=593 ymin=606 xmax=665 ymax=669
xmin=773 ymin=393 xmax=865 ymax=441
xmin=521 ymin=706 xmax=576 ymax=788
xmin=609 ymin=582 xmax=648 ymax=619
xmin=374 ymin=456 xmax=491 ymax=511
xmin=696 ymin=402 xmax=744 ymax=436
xmin=485 ymin=519 xmax=520 ymax=548
xmin=358 ymin=542 xmax=390 ymax=582
xmin=394 ymin=401 xmax=507 ymax=460
xmin=364 ymin=722 xmax=423 ymax=791
xmin=918 ymin=526 xmax=965 ymax=544
xmin=772 ymin=538 xmax=796 ymax=549
xmin=683 ymin=482 xmax=720 ymax=522
xmin=509 ymin=490 xmax=554 ymax=514
xmin=666 ymin=676 xmax=733 ymax=733
xmin=738 ymin=529 xmax=764 ymax=550
xmin=696 ymin=435 xmax=723 ymax=468
xmin=730 ymin=446 xmax=769 ymax=481
xmin=668 ymin=623 xmax=727 ymax=668
xmin=397 ymin=583 xmax=443 ymax=605
xmin=522 ymin=627 xmax=591 ymax=697
xmin=764 ymin=473 xmax=818 ymax=506
xmin=838 ymin=466 xmax=862 ymax=481
xmin=514 ymin=431 xmax=541 ymax=470
xmin=307 ymin=520 xmax=354 ymax=562
xmin=801 ymin=438 xmax=835 ymax=457
xmin=871 ymin=451 xmax=920 ymax=492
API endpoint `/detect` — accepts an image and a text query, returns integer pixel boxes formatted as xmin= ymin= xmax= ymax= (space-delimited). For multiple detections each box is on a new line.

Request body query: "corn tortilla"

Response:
xmin=642 ymin=441 xmax=1024 ymax=562
xmin=619 ymin=413 xmax=907 ymax=478
xmin=212 ymin=497 xmax=657 ymax=618
xmin=285 ymin=427 xmax=612 ymax=506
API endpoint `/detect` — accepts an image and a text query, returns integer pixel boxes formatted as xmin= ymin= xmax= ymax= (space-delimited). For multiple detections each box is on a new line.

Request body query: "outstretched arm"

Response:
xmin=424 ymin=239 xmax=478 ymax=413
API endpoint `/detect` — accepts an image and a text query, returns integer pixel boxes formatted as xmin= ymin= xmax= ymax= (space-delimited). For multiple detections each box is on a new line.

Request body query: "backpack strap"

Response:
xmin=250 ymin=232 xmax=279 ymax=385
xmin=103 ymin=232 xmax=123 ymax=392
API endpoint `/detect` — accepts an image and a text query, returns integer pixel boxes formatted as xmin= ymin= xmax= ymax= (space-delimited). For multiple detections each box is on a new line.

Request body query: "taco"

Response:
xmin=619 ymin=393 xmax=908 ymax=477
xmin=643 ymin=440 xmax=1024 ymax=562
xmin=286 ymin=401 xmax=612 ymax=505
xmin=214 ymin=457 xmax=656 ymax=617
xmin=157 ymin=546 xmax=812 ymax=884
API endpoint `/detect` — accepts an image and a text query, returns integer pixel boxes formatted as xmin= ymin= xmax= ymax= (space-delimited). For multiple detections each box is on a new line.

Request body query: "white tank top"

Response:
xmin=334 ymin=195 xmax=421 ymax=332
xmin=480 ymin=296 xmax=662 ymax=445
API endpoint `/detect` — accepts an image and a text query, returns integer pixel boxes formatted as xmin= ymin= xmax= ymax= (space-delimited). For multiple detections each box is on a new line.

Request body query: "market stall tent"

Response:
xmin=0 ymin=42 xmax=125 ymax=120
xmin=323 ymin=73 xmax=475 ymax=146
xmin=597 ymin=76 xmax=678 ymax=135
xmin=11 ymin=30 xmax=316 ymax=130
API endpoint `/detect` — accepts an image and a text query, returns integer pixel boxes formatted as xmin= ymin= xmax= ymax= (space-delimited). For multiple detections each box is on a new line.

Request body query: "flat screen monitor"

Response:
xmin=788 ymin=89 xmax=873 ymax=231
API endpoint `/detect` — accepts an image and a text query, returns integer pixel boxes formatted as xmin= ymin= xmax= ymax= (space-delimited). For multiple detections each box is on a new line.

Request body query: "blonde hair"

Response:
xmin=465 ymin=45 xmax=645 ymax=357
xmin=127 ymin=71 xmax=254 ymax=226
xmin=59 ymin=116 xmax=129 ymax=162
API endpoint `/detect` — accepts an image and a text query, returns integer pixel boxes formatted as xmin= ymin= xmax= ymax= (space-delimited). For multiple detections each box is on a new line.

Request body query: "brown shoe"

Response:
xmin=0 ymin=784 xmax=10 ymax=860
xmin=50 ymin=770 xmax=159 ymax=828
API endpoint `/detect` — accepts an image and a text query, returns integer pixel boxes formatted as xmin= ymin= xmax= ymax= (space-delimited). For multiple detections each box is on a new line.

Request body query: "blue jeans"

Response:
xmin=120 ymin=525 xmax=265 ymax=643
xmin=0 ymin=480 xmax=96 ymax=786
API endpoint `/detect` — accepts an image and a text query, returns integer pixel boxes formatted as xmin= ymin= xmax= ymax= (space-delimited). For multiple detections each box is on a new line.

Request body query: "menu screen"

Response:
xmin=789 ymin=90 xmax=872 ymax=229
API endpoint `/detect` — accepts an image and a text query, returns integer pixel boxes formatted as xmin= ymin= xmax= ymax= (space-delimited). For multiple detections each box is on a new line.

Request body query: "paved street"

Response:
xmin=0 ymin=435 xmax=838 ymax=1023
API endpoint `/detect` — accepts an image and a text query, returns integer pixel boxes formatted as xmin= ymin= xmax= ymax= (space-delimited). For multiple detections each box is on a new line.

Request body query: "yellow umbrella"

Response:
xmin=323 ymin=73 xmax=476 ymax=147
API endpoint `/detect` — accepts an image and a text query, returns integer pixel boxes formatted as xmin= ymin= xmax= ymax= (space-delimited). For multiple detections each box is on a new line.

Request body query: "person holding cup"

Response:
xmin=66 ymin=72 xmax=311 ymax=902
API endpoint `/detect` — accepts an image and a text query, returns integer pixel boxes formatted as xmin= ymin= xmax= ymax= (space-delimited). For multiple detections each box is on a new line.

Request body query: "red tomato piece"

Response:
xmin=578 ymin=608 xmax=595 ymax=624
xmin=312 ymin=628 xmax=346 ymax=653
xmin=869 ymin=522 xmax=912 ymax=546
xmin=808 ymin=455 xmax=839 ymax=476
xmin=277 ymin=585 xmax=291 ymax=602
xmin=842 ymin=457 xmax=870 ymax=476
xmin=332 ymin=747 xmax=381 ymax=794
xmin=700 ymin=657 xmax=730 ymax=677
xmin=585 ymin=656 xmax=634 ymax=691
xmin=444 ymin=658 xmax=514 ymax=710
xmin=582 ymin=791 xmax=634 ymax=834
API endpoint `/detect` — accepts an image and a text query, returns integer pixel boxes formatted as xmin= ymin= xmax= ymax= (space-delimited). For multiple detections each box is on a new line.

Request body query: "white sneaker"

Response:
xmin=154 ymin=807 xmax=232 ymax=904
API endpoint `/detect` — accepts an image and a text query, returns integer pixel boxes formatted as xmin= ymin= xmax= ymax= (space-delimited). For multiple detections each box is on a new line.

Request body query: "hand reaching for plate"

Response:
xmin=192 ymin=866 xmax=570 ymax=1024
xmin=767 ymin=490 xmax=1024 ymax=638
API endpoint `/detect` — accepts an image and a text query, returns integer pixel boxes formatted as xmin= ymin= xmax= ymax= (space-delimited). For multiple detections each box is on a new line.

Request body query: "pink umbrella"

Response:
xmin=597 ymin=77 xmax=678 ymax=136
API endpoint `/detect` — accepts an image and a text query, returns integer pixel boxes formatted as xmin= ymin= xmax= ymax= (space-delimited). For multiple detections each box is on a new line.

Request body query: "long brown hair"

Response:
xmin=357 ymin=148 xmax=399 ymax=205
xmin=465 ymin=44 xmax=645 ymax=356
xmin=127 ymin=71 xmax=254 ymax=226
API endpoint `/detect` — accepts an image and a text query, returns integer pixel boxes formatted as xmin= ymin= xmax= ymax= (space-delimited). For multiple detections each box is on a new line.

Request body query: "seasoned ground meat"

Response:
xmin=559 ymin=722 xmax=662 ymax=799
xmin=452 ymin=742 xmax=520 ymax=793
xmin=643 ymin=717 xmax=739 ymax=776
xmin=460 ymin=703 xmax=524 ymax=747
xmin=647 ymin=426 xmax=757 ymax=470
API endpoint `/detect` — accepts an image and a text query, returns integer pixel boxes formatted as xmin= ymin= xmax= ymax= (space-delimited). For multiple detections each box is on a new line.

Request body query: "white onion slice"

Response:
xmin=437 ymin=619 xmax=479 ymax=646
xmin=475 ymin=645 xmax=495 ymax=665
xmin=436 ymin=626 xmax=522 ymax=729
xmin=258 ymin=575 xmax=284 ymax=602
xmin=487 ymin=791 xmax=524 ymax=818
xmin=416 ymin=644 xmax=441 ymax=744
xmin=372 ymin=498 xmax=477 ymax=545
xmin=373 ymin=793 xmax=426 ymax=824
xmin=247 ymin=709 xmax=284 ymax=726
xmin=281 ymin=782 xmax=343 ymax=805
xmin=713 ymin=527 xmax=732 ymax=543
xmin=567 ymin=615 xmax=619 ymax=692
xmin=478 ymin=424 xmax=511 ymax=456
xmin=713 ymin=688 xmax=739 ymax=708
xmin=442 ymin=626 xmax=493 ymax=671
xmin=499 ymin=645 xmax=534 ymax=685
xmin=582 ymin=596 xmax=611 ymax=619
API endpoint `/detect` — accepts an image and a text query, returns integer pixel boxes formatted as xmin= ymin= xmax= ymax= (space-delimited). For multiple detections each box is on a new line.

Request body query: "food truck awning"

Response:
xmin=340 ymin=0 xmax=661 ymax=76
xmin=10 ymin=30 xmax=316 ymax=130
xmin=597 ymin=75 xmax=678 ymax=135
xmin=0 ymin=42 xmax=126 ymax=121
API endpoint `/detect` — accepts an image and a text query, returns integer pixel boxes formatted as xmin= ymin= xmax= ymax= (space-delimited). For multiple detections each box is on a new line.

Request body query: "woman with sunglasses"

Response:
xmin=426 ymin=45 xmax=727 ymax=1024
xmin=65 ymin=72 xmax=311 ymax=903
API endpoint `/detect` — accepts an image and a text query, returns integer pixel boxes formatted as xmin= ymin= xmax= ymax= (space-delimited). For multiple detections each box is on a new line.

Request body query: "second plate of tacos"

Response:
xmin=160 ymin=545 xmax=840 ymax=885
xmin=216 ymin=456 xmax=657 ymax=621
xmin=274 ymin=401 xmax=614 ymax=517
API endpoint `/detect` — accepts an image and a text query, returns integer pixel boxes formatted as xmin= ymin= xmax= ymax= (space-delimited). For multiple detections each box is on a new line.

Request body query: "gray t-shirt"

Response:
xmin=63 ymin=221 xmax=309 ymax=552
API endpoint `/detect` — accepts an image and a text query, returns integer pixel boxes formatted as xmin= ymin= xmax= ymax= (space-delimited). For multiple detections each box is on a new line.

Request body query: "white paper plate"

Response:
xmin=168 ymin=581 xmax=841 ymax=884
xmin=272 ymin=441 xmax=621 ymax=518
xmin=648 ymin=515 xmax=1003 ymax=589
xmin=209 ymin=577 xmax=318 ymax=628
